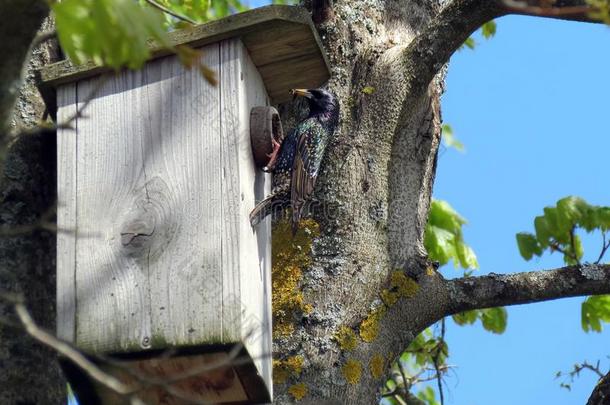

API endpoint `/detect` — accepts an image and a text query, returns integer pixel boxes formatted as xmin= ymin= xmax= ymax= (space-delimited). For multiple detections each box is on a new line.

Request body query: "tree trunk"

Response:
xmin=0 ymin=2 xmax=65 ymax=403
xmin=271 ymin=0 xmax=610 ymax=403
xmin=272 ymin=0 xmax=447 ymax=402
xmin=1 ymin=0 xmax=610 ymax=404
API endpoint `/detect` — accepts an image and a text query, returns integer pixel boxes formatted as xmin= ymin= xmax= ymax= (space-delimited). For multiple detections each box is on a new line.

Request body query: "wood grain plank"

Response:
xmin=241 ymin=21 xmax=319 ymax=67
xmin=59 ymin=38 xmax=271 ymax=400
xmin=236 ymin=39 xmax=273 ymax=394
xmin=220 ymin=37 xmax=272 ymax=393
xmin=74 ymin=70 xmax=153 ymax=352
xmin=37 ymin=5 xmax=330 ymax=105
xmin=56 ymin=82 xmax=77 ymax=342
xmin=148 ymin=43 xmax=224 ymax=348
xmin=71 ymin=45 xmax=226 ymax=352
xmin=258 ymin=52 xmax=329 ymax=102
xmin=219 ymin=39 xmax=243 ymax=344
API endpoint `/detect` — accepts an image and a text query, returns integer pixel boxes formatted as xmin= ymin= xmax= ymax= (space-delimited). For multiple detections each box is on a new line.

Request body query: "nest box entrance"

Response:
xmin=38 ymin=5 xmax=330 ymax=404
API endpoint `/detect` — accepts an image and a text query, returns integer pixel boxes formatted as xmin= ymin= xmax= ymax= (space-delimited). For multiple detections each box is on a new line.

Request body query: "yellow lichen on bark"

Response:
xmin=391 ymin=270 xmax=419 ymax=297
xmin=369 ymin=353 xmax=385 ymax=379
xmin=288 ymin=383 xmax=308 ymax=400
xmin=284 ymin=355 xmax=304 ymax=375
xmin=335 ymin=325 xmax=359 ymax=351
xmin=272 ymin=218 xmax=320 ymax=337
xmin=273 ymin=355 xmax=305 ymax=384
xmin=380 ymin=288 xmax=399 ymax=306
xmin=342 ymin=359 xmax=363 ymax=384
xmin=273 ymin=359 xmax=290 ymax=384
xmin=359 ymin=306 xmax=385 ymax=342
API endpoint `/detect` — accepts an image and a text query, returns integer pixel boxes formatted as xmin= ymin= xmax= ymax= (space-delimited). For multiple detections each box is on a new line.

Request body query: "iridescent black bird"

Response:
xmin=250 ymin=88 xmax=339 ymax=234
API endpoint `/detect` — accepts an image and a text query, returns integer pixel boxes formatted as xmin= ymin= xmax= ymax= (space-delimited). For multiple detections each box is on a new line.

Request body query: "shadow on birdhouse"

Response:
xmin=37 ymin=5 xmax=330 ymax=404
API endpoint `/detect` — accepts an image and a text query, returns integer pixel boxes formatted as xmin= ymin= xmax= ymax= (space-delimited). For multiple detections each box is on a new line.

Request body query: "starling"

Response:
xmin=250 ymin=88 xmax=339 ymax=234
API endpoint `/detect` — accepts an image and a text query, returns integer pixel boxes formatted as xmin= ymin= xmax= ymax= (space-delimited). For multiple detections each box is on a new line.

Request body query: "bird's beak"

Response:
xmin=290 ymin=88 xmax=313 ymax=99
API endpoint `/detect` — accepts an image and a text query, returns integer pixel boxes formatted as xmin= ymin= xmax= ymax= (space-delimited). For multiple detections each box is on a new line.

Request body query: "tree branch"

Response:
xmin=500 ymin=0 xmax=601 ymax=23
xmin=399 ymin=0 xmax=505 ymax=99
xmin=447 ymin=264 xmax=610 ymax=315
xmin=587 ymin=370 xmax=610 ymax=405
xmin=400 ymin=0 xmax=604 ymax=101
xmin=143 ymin=0 xmax=197 ymax=24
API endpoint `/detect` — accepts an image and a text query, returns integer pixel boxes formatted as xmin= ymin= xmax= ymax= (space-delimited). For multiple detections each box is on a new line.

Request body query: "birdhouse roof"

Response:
xmin=37 ymin=5 xmax=330 ymax=104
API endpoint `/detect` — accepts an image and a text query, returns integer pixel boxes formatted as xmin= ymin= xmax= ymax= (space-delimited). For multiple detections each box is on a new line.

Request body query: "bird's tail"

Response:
xmin=291 ymin=201 xmax=304 ymax=236
xmin=250 ymin=193 xmax=289 ymax=227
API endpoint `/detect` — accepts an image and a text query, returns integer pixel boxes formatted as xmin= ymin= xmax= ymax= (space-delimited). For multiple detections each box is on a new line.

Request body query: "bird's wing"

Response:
xmin=290 ymin=119 xmax=327 ymax=232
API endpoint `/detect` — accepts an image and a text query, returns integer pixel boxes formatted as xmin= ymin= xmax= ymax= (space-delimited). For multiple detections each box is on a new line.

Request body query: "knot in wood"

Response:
xmin=118 ymin=177 xmax=178 ymax=261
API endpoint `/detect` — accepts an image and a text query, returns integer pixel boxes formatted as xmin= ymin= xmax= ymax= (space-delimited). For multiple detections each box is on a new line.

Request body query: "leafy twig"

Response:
xmin=432 ymin=318 xmax=446 ymax=405
xmin=596 ymin=232 xmax=610 ymax=264
xmin=144 ymin=0 xmax=198 ymax=24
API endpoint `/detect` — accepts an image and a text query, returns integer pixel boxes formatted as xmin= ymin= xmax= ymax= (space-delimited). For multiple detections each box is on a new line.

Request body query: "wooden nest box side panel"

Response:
xmin=56 ymin=38 xmax=272 ymax=401
xmin=46 ymin=6 xmax=333 ymax=402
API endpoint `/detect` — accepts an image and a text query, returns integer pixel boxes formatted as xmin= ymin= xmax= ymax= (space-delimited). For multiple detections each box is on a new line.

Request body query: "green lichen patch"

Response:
xmin=342 ymin=359 xmax=363 ymax=384
xmin=272 ymin=218 xmax=320 ymax=337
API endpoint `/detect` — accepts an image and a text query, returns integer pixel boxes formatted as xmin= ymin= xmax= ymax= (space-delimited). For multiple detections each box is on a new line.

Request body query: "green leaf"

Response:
xmin=534 ymin=215 xmax=551 ymax=248
xmin=425 ymin=200 xmax=477 ymax=270
xmin=597 ymin=207 xmax=610 ymax=231
xmin=456 ymin=242 xmax=479 ymax=269
xmin=518 ymin=196 xmax=610 ymax=264
xmin=581 ymin=295 xmax=610 ymax=332
xmin=54 ymin=0 xmax=171 ymax=69
xmin=516 ymin=232 xmax=542 ymax=261
xmin=557 ymin=196 xmax=590 ymax=225
xmin=543 ymin=206 xmax=571 ymax=241
xmin=425 ymin=225 xmax=457 ymax=266
xmin=452 ymin=310 xmax=478 ymax=325
xmin=452 ymin=307 xmax=508 ymax=335
xmin=441 ymin=124 xmax=465 ymax=152
xmin=480 ymin=307 xmax=508 ymax=334
xmin=462 ymin=37 xmax=476 ymax=50
xmin=481 ymin=21 xmax=497 ymax=39
xmin=428 ymin=200 xmax=466 ymax=234
xmin=565 ymin=234 xmax=584 ymax=265
xmin=417 ymin=386 xmax=439 ymax=405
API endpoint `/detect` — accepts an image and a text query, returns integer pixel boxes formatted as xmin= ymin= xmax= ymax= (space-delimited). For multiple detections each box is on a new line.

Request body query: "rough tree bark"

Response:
xmin=271 ymin=0 xmax=610 ymax=403
xmin=1 ymin=0 xmax=610 ymax=404
xmin=0 ymin=1 xmax=65 ymax=404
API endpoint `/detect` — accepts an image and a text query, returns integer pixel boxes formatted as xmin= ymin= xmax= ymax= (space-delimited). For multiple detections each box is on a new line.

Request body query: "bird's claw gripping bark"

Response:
xmin=262 ymin=138 xmax=281 ymax=172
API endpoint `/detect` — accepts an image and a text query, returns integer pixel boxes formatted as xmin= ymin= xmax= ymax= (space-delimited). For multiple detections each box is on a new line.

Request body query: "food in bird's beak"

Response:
xmin=290 ymin=88 xmax=313 ymax=99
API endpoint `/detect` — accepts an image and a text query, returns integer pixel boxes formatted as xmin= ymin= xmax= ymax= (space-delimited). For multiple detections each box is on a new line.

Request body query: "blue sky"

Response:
xmin=249 ymin=2 xmax=610 ymax=404
xmin=437 ymin=15 xmax=610 ymax=405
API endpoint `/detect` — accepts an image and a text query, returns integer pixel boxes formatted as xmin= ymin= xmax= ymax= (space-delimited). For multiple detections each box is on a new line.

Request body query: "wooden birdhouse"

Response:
xmin=38 ymin=5 xmax=329 ymax=404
